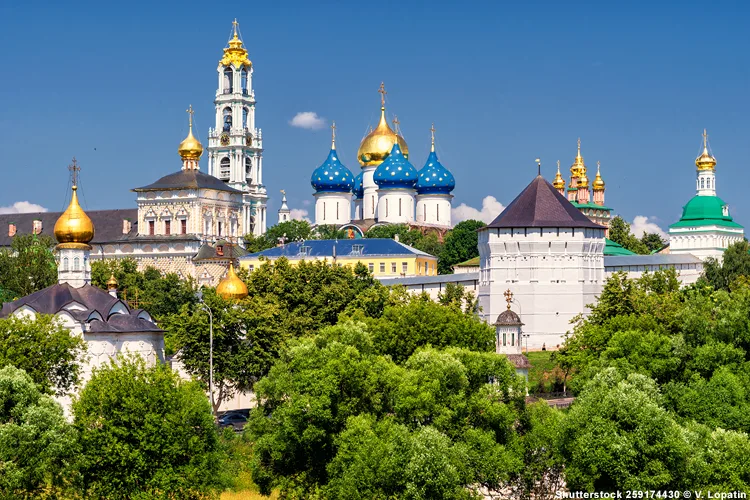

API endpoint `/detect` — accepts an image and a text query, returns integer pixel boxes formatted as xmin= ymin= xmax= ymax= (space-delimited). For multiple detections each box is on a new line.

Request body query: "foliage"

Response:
xmin=313 ymin=224 xmax=348 ymax=240
xmin=244 ymin=220 xmax=314 ymax=253
xmin=0 ymin=234 xmax=57 ymax=302
xmin=73 ymin=357 xmax=224 ymax=499
xmin=0 ymin=366 xmax=76 ymax=498
xmin=607 ymin=216 xmax=650 ymax=255
xmin=91 ymin=258 xmax=197 ymax=319
xmin=525 ymin=351 xmax=567 ymax=394
xmin=247 ymin=322 xmax=526 ymax=498
xmin=641 ymin=232 xmax=666 ymax=253
xmin=438 ymin=219 xmax=486 ymax=274
xmin=162 ymin=288 xmax=287 ymax=415
xmin=702 ymin=240 xmax=750 ymax=291
xmin=0 ymin=315 xmax=85 ymax=394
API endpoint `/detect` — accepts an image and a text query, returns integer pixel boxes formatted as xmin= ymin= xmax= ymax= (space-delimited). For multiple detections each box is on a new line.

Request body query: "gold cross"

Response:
xmin=331 ymin=121 xmax=336 ymax=147
xmin=557 ymin=159 xmax=561 ymax=170
xmin=703 ymin=128 xmax=708 ymax=148
xmin=68 ymin=157 xmax=80 ymax=186
xmin=378 ymin=82 xmax=387 ymax=107
xmin=430 ymin=123 xmax=436 ymax=150
xmin=392 ymin=115 xmax=400 ymax=134
xmin=504 ymin=289 xmax=513 ymax=310
xmin=232 ymin=18 xmax=239 ymax=37
xmin=186 ymin=104 xmax=194 ymax=128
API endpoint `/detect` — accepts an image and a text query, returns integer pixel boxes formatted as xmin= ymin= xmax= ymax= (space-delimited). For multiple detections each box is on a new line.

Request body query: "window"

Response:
xmin=436 ymin=205 xmax=439 ymax=221
xmin=336 ymin=202 xmax=339 ymax=219
xmin=701 ymin=178 xmax=705 ymax=189
xmin=148 ymin=220 xmax=155 ymax=235
xmin=164 ymin=220 xmax=171 ymax=235
xmin=220 ymin=157 xmax=231 ymax=179
xmin=223 ymin=107 xmax=232 ymax=131
xmin=241 ymin=70 xmax=248 ymax=94
xmin=181 ymin=219 xmax=187 ymax=234
xmin=218 ymin=221 xmax=223 ymax=237
xmin=371 ymin=196 xmax=375 ymax=215
xmin=63 ymin=257 xmax=69 ymax=271
xmin=503 ymin=331 xmax=506 ymax=346
xmin=74 ymin=257 xmax=80 ymax=271
xmin=398 ymin=198 xmax=402 ymax=216
xmin=425 ymin=262 xmax=429 ymax=274
xmin=379 ymin=262 xmax=385 ymax=273
xmin=402 ymin=262 xmax=408 ymax=274
xmin=323 ymin=202 xmax=326 ymax=220
xmin=511 ymin=332 xmax=515 ymax=346
xmin=242 ymin=106 xmax=249 ymax=127
xmin=368 ymin=263 xmax=374 ymax=273
xmin=391 ymin=262 xmax=396 ymax=273
xmin=249 ymin=265 xmax=254 ymax=272
xmin=223 ymin=68 xmax=233 ymax=93
xmin=245 ymin=157 xmax=252 ymax=180
xmin=423 ymin=204 xmax=427 ymax=221
xmin=385 ymin=199 xmax=389 ymax=217
xmin=351 ymin=244 xmax=364 ymax=256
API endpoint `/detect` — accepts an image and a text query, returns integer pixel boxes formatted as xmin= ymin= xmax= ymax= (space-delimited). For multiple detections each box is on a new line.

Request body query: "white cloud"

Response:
xmin=0 ymin=201 xmax=48 ymax=214
xmin=289 ymin=112 xmax=326 ymax=130
xmin=289 ymin=208 xmax=311 ymax=222
xmin=302 ymin=199 xmax=312 ymax=207
xmin=451 ymin=196 xmax=505 ymax=224
xmin=630 ymin=215 xmax=667 ymax=238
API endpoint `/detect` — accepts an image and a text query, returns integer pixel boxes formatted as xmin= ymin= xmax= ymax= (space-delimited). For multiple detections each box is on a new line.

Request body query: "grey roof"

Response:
xmin=604 ymin=254 xmax=703 ymax=267
xmin=378 ymin=272 xmax=479 ymax=287
xmin=194 ymin=241 xmax=249 ymax=261
xmin=0 ymin=283 xmax=162 ymax=333
xmin=495 ymin=309 xmax=523 ymax=326
xmin=133 ymin=170 xmax=243 ymax=193
xmin=242 ymin=239 xmax=435 ymax=260
xmin=485 ymin=176 xmax=603 ymax=229
xmin=0 ymin=209 xmax=138 ymax=247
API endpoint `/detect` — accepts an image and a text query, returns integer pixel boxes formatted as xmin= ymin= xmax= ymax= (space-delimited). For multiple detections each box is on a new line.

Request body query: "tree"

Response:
xmin=608 ymin=216 xmax=649 ymax=255
xmin=162 ymin=288 xmax=287 ymax=415
xmin=73 ymin=357 xmax=224 ymax=499
xmin=438 ymin=219 xmax=486 ymax=274
xmin=364 ymin=224 xmax=445 ymax=257
xmin=0 ymin=315 xmax=86 ymax=394
xmin=702 ymin=240 xmax=750 ymax=291
xmin=641 ymin=232 xmax=666 ymax=253
xmin=0 ymin=234 xmax=57 ymax=301
xmin=313 ymin=224 xmax=348 ymax=240
xmin=0 ymin=366 xmax=76 ymax=498
xmin=243 ymin=220 xmax=314 ymax=253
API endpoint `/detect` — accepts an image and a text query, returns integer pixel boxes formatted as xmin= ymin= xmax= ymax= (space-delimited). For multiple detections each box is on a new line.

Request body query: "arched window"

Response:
xmin=220 ymin=157 xmax=230 ymax=179
xmin=336 ymin=202 xmax=339 ymax=219
xmin=63 ymin=257 xmax=69 ymax=271
xmin=242 ymin=107 xmax=249 ymax=129
xmin=398 ymin=198 xmax=402 ymax=217
xmin=437 ymin=205 xmax=440 ymax=222
xmin=701 ymin=178 xmax=705 ymax=189
xmin=707 ymin=178 xmax=711 ymax=189
xmin=73 ymin=257 xmax=80 ymax=271
xmin=223 ymin=68 xmax=233 ymax=93
xmin=241 ymin=69 xmax=248 ymax=94
xmin=245 ymin=157 xmax=252 ymax=180
xmin=223 ymin=108 xmax=232 ymax=132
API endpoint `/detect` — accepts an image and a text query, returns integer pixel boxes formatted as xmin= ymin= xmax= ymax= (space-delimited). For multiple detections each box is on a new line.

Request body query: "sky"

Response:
xmin=0 ymin=0 xmax=749 ymax=237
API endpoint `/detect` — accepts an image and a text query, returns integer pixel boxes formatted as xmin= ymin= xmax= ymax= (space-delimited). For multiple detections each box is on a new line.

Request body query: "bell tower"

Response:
xmin=207 ymin=19 xmax=268 ymax=236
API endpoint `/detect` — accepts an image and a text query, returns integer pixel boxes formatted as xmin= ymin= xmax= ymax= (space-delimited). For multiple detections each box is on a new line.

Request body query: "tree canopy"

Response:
xmin=607 ymin=216 xmax=665 ymax=255
xmin=0 ymin=234 xmax=57 ymax=302
xmin=438 ymin=219 xmax=485 ymax=274
xmin=702 ymin=240 xmax=750 ymax=291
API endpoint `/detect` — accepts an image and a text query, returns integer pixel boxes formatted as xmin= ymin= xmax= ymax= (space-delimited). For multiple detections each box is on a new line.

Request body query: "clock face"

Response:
xmin=245 ymin=135 xmax=252 ymax=147
xmin=220 ymin=133 xmax=230 ymax=146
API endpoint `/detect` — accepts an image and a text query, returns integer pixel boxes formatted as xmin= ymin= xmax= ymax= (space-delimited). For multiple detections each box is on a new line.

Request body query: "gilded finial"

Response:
xmin=504 ymin=289 xmax=513 ymax=310
xmin=577 ymin=137 xmax=581 ymax=155
xmin=186 ymin=104 xmax=194 ymax=129
xmin=280 ymin=189 xmax=286 ymax=196
xmin=695 ymin=128 xmax=717 ymax=171
xmin=178 ymin=105 xmax=203 ymax=162
xmin=68 ymin=157 xmax=81 ymax=187
xmin=535 ymin=158 xmax=541 ymax=176
xmin=703 ymin=128 xmax=708 ymax=149
xmin=553 ymin=160 xmax=565 ymax=190
xmin=331 ymin=121 xmax=336 ymax=149
xmin=232 ymin=18 xmax=239 ymax=38
xmin=557 ymin=159 xmax=561 ymax=171
xmin=378 ymin=82 xmax=387 ymax=108
xmin=393 ymin=115 xmax=400 ymax=136
xmin=430 ymin=123 xmax=436 ymax=152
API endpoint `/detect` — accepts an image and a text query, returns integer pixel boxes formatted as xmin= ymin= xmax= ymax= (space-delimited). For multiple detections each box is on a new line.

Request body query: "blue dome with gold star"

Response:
xmin=374 ymin=143 xmax=417 ymax=190
xmin=353 ymin=172 xmax=364 ymax=198
xmin=416 ymin=150 xmax=455 ymax=195
xmin=311 ymin=146 xmax=353 ymax=193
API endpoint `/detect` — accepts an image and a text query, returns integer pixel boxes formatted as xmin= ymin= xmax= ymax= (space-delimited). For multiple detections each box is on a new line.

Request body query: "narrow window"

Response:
xmin=323 ymin=202 xmax=326 ymax=220
xmin=503 ymin=331 xmax=506 ymax=346
xmin=402 ymin=262 xmax=408 ymax=274
xmin=701 ymin=178 xmax=705 ymax=189
xmin=368 ymin=263 xmax=374 ymax=273
xmin=218 ymin=221 xmax=223 ymax=236
xmin=371 ymin=196 xmax=375 ymax=215
xmin=164 ymin=220 xmax=171 ymax=235
xmin=63 ymin=257 xmax=69 ymax=271
xmin=148 ymin=220 xmax=155 ymax=235
xmin=391 ymin=262 xmax=396 ymax=273
xmin=379 ymin=262 xmax=385 ymax=273
xmin=436 ymin=205 xmax=439 ymax=221
xmin=336 ymin=202 xmax=339 ymax=219
xmin=74 ymin=257 xmax=80 ymax=271
xmin=399 ymin=198 xmax=402 ymax=216
xmin=423 ymin=204 xmax=427 ymax=221
xmin=386 ymin=199 xmax=389 ymax=217
xmin=181 ymin=219 xmax=187 ymax=234
xmin=512 ymin=332 xmax=515 ymax=346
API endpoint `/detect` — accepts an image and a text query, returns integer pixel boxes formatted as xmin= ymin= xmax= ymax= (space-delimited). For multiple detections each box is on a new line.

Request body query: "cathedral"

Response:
xmin=310 ymin=84 xmax=456 ymax=235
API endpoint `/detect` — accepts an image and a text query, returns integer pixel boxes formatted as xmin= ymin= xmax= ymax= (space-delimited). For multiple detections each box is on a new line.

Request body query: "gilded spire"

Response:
xmin=430 ymin=123 xmax=436 ymax=152
xmin=695 ymin=128 xmax=717 ymax=171
xmin=593 ymin=161 xmax=605 ymax=190
xmin=178 ymin=105 xmax=204 ymax=163
xmin=552 ymin=160 xmax=565 ymax=190
xmin=54 ymin=158 xmax=95 ymax=248
xmin=220 ymin=19 xmax=252 ymax=68
xmin=571 ymin=137 xmax=586 ymax=178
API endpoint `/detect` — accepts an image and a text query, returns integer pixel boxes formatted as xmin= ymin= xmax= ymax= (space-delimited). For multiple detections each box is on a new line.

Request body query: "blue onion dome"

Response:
xmin=311 ymin=146 xmax=354 ymax=193
xmin=353 ymin=172 xmax=364 ymax=198
xmin=416 ymin=150 xmax=455 ymax=195
xmin=374 ymin=143 xmax=417 ymax=189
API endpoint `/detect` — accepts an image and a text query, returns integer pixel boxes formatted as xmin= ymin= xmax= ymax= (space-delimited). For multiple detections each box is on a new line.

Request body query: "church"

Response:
xmin=310 ymin=84 xmax=456 ymax=236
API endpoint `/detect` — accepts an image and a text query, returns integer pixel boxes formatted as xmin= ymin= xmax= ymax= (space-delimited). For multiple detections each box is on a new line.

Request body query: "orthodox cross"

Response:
xmin=535 ymin=158 xmax=541 ymax=176
xmin=392 ymin=115 xmax=400 ymax=135
xmin=504 ymin=289 xmax=513 ymax=310
xmin=232 ymin=18 xmax=239 ymax=37
xmin=597 ymin=160 xmax=601 ymax=171
xmin=186 ymin=104 xmax=195 ymax=128
xmin=430 ymin=123 xmax=436 ymax=151
xmin=703 ymin=128 xmax=708 ymax=149
xmin=557 ymin=159 xmax=561 ymax=171
xmin=68 ymin=157 xmax=80 ymax=187
xmin=331 ymin=121 xmax=336 ymax=148
xmin=378 ymin=82 xmax=387 ymax=106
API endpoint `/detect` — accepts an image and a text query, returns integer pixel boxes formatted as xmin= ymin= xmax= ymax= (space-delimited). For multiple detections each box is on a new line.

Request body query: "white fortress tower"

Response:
xmin=207 ymin=20 xmax=268 ymax=236
xmin=478 ymin=173 xmax=606 ymax=349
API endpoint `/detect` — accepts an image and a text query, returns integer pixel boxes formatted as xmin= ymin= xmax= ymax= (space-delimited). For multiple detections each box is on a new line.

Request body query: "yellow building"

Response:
xmin=239 ymin=239 xmax=438 ymax=277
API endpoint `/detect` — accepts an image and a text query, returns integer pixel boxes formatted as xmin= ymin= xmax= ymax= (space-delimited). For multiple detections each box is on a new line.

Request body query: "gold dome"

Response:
xmin=357 ymin=83 xmax=408 ymax=167
xmin=220 ymin=19 xmax=252 ymax=68
xmin=179 ymin=105 xmax=203 ymax=161
xmin=552 ymin=161 xmax=565 ymax=190
xmin=216 ymin=263 xmax=248 ymax=300
xmin=106 ymin=274 xmax=118 ymax=290
xmin=570 ymin=137 xmax=586 ymax=178
xmin=695 ymin=129 xmax=716 ymax=171
xmin=593 ymin=161 xmax=605 ymax=190
xmin=577 ymin=173 xmax=589 ymax=189
xmin=54 ymin=185 xmax=94 ymax=248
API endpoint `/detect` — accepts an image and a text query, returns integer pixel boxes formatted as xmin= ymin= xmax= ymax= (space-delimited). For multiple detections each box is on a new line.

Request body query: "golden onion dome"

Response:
xmin=106 ymin=274 xmax=118 ymax=290
xmin=220 ymin=20 xmax=252 ymax=68
xmin=357 ymin=85 xmax=409 ymax=167
xmin=216 ymin=263 xmax=248 ymax=300
xmin=552 ymin=161 xmax=565 ymax=190
xmin=593 ymin=162 xmax=605 ymax=190
xmin=570 ymin=138 xmax=586 ymax=178
xmin=54 ymin=185 xmax=94 ymax=248
xmin=578 ymin=172 xmax=589 ymax=188
xmin=178 ymin=106 xmax=203 ymax=161
xmin=695 ymin=129 xmax=716 ymax=171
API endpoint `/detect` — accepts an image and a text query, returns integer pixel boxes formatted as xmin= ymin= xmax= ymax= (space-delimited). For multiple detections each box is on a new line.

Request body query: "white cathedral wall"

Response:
xmin=416 ymin=194 xmax=453 ymax=227
xmin=377 ymin=190 xmax=415 ymax=224
xmin=353 ymin=199 xmax=363 ymax=220
xmin=669 ymin=227 xmax=744 ymax=260
xmin=478 ymin=226 xmax=605 ymax=349
xmin=362 ymin=167 xmax=378 ymax=220
xmin=314 ymin=192 xmax=352 ymax=225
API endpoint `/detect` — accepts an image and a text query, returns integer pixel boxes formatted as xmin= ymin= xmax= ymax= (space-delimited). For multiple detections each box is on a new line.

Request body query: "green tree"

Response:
xmin=364 ymin=224 xmax=444 ymax=257
xmin=438 ymin=219 xmax=486 ymax=274
xmin=608 ymin=216 xmax=649 ymax=255
xmin=0 ymin=365 xmax=76 ymax=498
xmin=0 ymin=315 xmax=85 ymax=394
xmin=313 ymin=224 xmax=348 ymax=240
xmin=162 ymin=289 xmax=287 ymax=415
xmin=73 ymin=357 xmax=224 ymax=499
xmin=265 ymin=219 xmax=313 ymax=245
xmin=702 ymin=240 xmax=750 ymax=291
xmin=0 ymin=234 xmax=57 ymax=301
xmin=641 ymin=232 xmax=666 ymax=253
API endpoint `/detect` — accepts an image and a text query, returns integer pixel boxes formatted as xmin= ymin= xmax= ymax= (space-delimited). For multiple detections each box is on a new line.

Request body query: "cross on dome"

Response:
xmin=504 ymin=289 xmax=513 ymax=310
xmin=378 ymin=82 xmax=387 ymax=107
xmin=430 ymin=123 xmax=436 ymax=152
xmin=68 ymin=157 xmax=80 ymax=187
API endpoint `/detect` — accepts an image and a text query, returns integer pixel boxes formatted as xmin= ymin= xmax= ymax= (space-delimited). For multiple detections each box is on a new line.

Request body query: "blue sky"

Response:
xmin=0 ymin=0 xmax=748 ymax=235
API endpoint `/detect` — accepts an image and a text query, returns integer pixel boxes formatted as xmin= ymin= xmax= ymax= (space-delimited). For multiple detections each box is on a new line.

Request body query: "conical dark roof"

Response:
xmin=487 ymin=176 xmax=603 ymax=229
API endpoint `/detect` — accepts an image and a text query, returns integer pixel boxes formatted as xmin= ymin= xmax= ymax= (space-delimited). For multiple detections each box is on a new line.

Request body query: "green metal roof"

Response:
xmin=454 ymin=256 xmax=480 ymax=267
xmin=570 ymin=201 xmax=613 ymax=211
xmin=604 ymin=238 xmax=637 ymax=256
xmin=669 ymin=195 xmax=744 ymax=229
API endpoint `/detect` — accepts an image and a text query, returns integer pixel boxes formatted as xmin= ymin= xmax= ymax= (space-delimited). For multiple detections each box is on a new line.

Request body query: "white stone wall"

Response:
xmin=314 ymin=192 xmax=352 ymax=226
xmin=362 ymin=167 xmax=378 ymax=220
xmin=56 ymin=247 xmax=92 ymax=288
xmin=669 ymin=226 xmax=744 ymax=260
xmin=478 ymin=226 xmax=606 ymax=349
xmin=377 ymin=190 xmax=415 ymax=224
xmin=605 ymin=262 xmax=703 ymax=285
xmin=416 ymin=194 xmax=452 ymax=227
xmin=353 ymin=199 xmax=363 ymax=220
xmin=496 ymin=324 xmax=523 ymax=355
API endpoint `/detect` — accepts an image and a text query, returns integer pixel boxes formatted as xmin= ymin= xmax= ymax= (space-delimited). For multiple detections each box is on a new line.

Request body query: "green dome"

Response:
xmin=669 ymin=195 xmax=743 ymax=229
